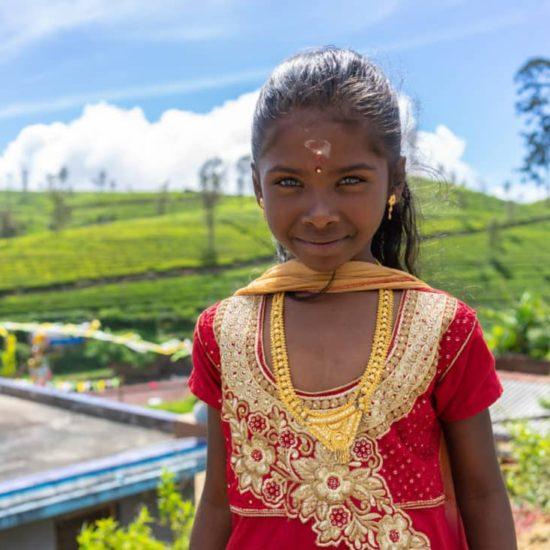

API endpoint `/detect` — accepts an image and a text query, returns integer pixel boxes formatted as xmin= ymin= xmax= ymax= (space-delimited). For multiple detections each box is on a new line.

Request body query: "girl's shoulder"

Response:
xmin=414 ymin=286 xmax=479 ymax=328
xmin=195 ymin=300 xmax=221 ymax=334
xmin=411 ymin=285 xmax=483 ymax=356
xmin=413 ymin=287 xmax=493 ymax=384
xmin=194 ymin=294 xmax=253 ymax=351
xmin=195 ymin=293 xmax=262 ymax=331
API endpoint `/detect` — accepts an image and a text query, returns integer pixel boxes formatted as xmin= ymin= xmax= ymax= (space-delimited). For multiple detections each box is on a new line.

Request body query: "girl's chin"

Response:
xmin=287 ymin=249 xmax=356 ymax=273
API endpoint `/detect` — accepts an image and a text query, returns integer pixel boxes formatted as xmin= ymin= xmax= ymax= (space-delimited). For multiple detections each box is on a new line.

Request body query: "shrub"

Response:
xmin=502 ymin=420 xmax=550 ymax=512
xmin=482 ymin=291 xmax=549 ymax=360
xmin=78 ymin=470 xmax=194 ymax=549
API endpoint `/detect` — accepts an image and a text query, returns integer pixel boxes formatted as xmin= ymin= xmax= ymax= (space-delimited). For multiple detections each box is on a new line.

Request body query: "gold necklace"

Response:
xmin=270 ymin=288 xmax=394 ymax=462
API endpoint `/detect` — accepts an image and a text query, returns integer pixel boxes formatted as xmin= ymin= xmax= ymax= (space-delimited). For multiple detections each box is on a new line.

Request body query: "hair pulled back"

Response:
xmin=251 ymin=45 xmax=421 ymax=276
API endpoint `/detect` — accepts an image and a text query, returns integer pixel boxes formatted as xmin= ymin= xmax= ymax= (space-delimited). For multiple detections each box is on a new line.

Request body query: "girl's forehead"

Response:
xmin=260 ymin=110 xmax=382 ymax=163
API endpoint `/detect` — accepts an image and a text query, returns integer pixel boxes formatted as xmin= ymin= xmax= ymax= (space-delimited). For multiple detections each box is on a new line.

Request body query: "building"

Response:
xmin=0 ymin=378 xmax=206 ymax=550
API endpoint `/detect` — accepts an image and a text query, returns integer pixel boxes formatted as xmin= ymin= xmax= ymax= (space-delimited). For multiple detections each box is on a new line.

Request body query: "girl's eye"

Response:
xmin=274 ymin=177 xmax=301 ymax=188
xmin=338 ymin=176 xmax=364 ymax=186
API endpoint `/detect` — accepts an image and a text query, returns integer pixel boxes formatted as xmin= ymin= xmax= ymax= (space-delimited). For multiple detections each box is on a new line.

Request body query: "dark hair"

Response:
xmin=251 ymin=45 xmax=421 ymax=277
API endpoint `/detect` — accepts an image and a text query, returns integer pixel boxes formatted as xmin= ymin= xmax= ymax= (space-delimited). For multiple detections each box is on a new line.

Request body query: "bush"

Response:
xmin=482 ymin=291 xmax=550 ymax=360
xmin=502 ymin=420 xmax=550 ymax=512
xmin=78 ymin=470 xmax=194 ymax=549
xmin=82 ymin=338 xmax=157 ymax=370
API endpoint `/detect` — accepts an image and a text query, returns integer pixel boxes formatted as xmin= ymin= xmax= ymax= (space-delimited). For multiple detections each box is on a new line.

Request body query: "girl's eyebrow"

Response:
xmin=266 ymin=162 xmax=377 ymax=175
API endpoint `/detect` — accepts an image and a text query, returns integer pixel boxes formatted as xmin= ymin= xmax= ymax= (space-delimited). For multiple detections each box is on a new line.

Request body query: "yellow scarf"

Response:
xmin=234 ymin=259 xmax=431 ymax=295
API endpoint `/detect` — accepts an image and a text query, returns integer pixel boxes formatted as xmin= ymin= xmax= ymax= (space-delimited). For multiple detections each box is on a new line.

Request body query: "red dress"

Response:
xmin=189 ymin=287 xmax=503 ymax=549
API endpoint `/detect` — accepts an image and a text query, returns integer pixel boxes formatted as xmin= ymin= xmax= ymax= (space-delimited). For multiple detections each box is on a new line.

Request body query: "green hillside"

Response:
xmin=0 ymin=180 xmax=548 ymax=338
xmin=0 ymin=196 xmax=271 ymax=291
xmin=0 ymin=190 xmax=205 ymax=235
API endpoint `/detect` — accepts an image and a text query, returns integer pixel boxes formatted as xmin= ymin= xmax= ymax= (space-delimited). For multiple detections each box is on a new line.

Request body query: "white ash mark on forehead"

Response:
xmin=304 ymin=139 xmax=331 ymax=158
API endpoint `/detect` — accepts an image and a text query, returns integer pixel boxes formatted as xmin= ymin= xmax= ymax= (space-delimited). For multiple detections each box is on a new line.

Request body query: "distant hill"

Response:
xmin=0 ymin=179 xmax=548 ymax=336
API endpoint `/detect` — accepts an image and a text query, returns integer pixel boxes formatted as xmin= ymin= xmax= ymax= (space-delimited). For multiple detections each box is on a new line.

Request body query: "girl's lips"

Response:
xmin=294 ymin=236 xmax=349 ymax=250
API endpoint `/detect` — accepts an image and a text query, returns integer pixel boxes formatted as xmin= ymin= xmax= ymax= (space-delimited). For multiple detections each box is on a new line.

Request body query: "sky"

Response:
xmin=0 ymin=0 xmax=548 ymax=202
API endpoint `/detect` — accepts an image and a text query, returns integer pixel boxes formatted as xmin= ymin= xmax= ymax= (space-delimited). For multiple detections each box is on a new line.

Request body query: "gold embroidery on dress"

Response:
xmin=213 ymin=298 xmax=230 ymax=344
xmin=224 ymin=392 xmax=430 ymax=549
xmin=216 ymin=293 xmax=456 ymax=549
xmin=397 ymin=495 xmax=446 ymax=510
xmin=229 ymin=505 xmax=288 ymax=517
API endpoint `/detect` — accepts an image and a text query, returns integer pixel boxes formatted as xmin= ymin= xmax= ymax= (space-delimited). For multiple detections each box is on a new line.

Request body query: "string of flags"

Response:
xmin=0 ymin=319 xmax=192 ymax=355
xmin=13 ymin=376 xmax=122 ymax=393
xmin=0 ymin=319 xmax=193 ymax=379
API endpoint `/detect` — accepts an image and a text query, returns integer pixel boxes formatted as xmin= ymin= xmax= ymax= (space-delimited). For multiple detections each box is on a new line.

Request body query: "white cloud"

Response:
xmin=399 ymin=94 xmax=478 ymax=186
xmin=490 ymin=181 xmax=548 ymax=203
xmin=415 ymin=126 xmax=478 ymax=184
xmin=0 ymin=92 xmax=259 ymax=193
xmin=0 ymin=90 xmax=539 ymax=202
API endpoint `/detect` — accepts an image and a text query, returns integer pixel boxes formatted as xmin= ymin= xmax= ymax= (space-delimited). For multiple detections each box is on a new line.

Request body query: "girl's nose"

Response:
xmin=302 ymin=196 xmax=339 ymax=230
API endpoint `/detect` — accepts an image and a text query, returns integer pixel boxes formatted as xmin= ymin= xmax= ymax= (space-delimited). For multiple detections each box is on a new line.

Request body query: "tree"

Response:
xmin=235 ymin=154 xmax=252 ymax=196
xmin=503 ymin=180 xmax=516 ymax=221
xmin=514 ymin=57 xmax=550 ymax=200
xmin=0 ymin=209 xmax=19 ymax=238
xmin=157 ymin=181 xmax=170 ymax=215
xmin=58 ymin=166 xmax=69 ymax=191
xmin=49 ymin=190 xmax=72 ymax=231
xmin=46 ymin=173 xmax=56 ymax=192
xmin=20 ymin=167 xmax=29 ymax=193
xmin=93 ymin=169 xmax=108 ymax=192
xmin=198 ymin=157 xmax=226 ymax=265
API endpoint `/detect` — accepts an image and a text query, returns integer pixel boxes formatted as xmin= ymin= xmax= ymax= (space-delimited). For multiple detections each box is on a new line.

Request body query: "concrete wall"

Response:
xmin=0 ymin=518 xmax=56 ymax=550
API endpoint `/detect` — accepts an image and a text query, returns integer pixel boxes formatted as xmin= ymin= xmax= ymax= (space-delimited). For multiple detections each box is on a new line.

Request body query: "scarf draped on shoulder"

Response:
xmin=234 ymin=259 xmax=431 ymax=295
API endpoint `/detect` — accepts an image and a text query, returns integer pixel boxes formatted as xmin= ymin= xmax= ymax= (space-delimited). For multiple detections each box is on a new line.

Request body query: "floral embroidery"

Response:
xmin=224 ymin=392 xmax=430 ymax=549
xmin=233 ymin=434 xmax=276 ymax=493
xmin=376 ymin=513 xmax=428 ymax=549
xmin=248 ymin=413 xmax=267 ymax=433
xmin=352 ymin=437 xmax=374 ymax=461
xmin=262 ymin=477 xmax=285 ymax=504
xmin=216 ymin=293 xmax=455 ymax=549
xmin=279 ymin=428 xmax=297 ymax=448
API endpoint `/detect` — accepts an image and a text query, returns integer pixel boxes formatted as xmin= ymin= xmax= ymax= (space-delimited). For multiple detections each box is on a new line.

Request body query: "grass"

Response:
xmin=0 ymin=264 xmax=269 ymax=334
xmin=0 ymin=197 xmax=270 ymax=291
xmin=51 ymin=367 xmax=114 ymax=382
xmin=148 ymin=395 xmax=198 ymax=414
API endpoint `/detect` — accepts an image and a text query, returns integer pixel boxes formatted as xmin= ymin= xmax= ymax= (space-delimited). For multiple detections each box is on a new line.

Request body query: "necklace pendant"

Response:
xmin=305 ymin=404 xmax=362 ymax=462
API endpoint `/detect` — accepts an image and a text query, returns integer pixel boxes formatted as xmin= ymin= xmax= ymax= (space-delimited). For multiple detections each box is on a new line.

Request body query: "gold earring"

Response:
xmin=387 ymin=193 xmax=397 ymax=220
xmin=259 ymin=198 xmax=264 ymax=209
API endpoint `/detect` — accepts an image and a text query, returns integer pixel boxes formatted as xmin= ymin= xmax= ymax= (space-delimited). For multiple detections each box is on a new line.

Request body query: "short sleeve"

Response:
xmin=433 ymin=316 xmax=503 ymax=422
xmin=188 ymin=304 xmax=222 ymax=410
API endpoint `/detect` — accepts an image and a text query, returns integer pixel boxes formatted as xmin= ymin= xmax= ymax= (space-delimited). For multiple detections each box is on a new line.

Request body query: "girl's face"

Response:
xmin=253 ymin=107 xmax=405 ymax=272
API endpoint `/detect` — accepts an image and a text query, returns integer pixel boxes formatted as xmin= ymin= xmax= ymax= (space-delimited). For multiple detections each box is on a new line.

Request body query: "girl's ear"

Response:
xmin=251 ymin=163 xmax=263 ymax=205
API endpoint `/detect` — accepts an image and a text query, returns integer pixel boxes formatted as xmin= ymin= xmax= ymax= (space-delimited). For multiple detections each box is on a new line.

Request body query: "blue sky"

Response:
xmin=0 ymin=0 xmax=548 ymax=201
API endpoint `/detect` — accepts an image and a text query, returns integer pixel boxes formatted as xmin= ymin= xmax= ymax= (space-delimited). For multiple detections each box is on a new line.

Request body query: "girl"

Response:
xmin=189 ymin=46 xmax=516 ymax=549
